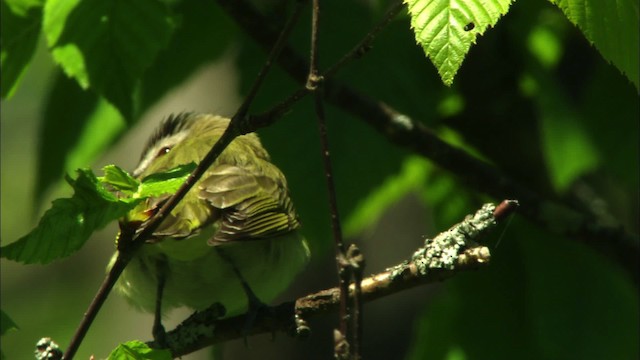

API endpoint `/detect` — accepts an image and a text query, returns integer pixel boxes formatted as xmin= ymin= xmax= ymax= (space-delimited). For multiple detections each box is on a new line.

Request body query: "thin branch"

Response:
xmin=306 ymin=0 xmax=358 ymax=358
xmin=216 ymin=0 xmax=640 ymax=284
xmin=323 ymin=0 xmax=405 ymax=79
xmin=150 ymin=201 xmax=517 ymax=358
xmin=232 ymin=0 xmax=307 ymax=121
xmin=62 ymin=4 xmax=308 ymax=359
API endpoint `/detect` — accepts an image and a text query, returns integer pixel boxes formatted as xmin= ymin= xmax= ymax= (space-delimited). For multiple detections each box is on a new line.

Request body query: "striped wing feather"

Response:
xmin=198 ymin=164 xmax=299 ymax=244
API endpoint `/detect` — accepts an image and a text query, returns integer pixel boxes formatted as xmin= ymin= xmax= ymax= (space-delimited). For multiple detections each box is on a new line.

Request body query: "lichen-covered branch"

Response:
xmin=152 ymin=201 xmax=517 ymax=358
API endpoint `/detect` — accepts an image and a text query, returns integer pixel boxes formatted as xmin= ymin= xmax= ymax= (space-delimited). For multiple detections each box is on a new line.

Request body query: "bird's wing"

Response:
xmin=198 ymin=164 xmax=300 ymax=245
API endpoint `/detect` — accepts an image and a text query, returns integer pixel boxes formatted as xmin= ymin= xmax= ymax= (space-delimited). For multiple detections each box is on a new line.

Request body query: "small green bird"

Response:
xmin=111 ymin=113 xmax=309 ymax=337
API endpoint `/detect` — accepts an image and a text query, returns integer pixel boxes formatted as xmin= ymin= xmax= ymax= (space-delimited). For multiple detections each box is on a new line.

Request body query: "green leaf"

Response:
xmin=137 ymin=163 xmax=196 ymax=198
xmin=1 ymin=169 xmax=141 ymax=264
xmin=549 ymin=0 xmax=639 ymax=91
xmin=108 ymin=341 xmax=172 ymax=360
xmin=37 ymin=72 xmax=126 ymax=205
xmin=100 ymin=165 xmax=140 ymax=194
xmin=42 ymin=0 xmax=176 ymax=119
xmin=0 ymin=310 xmax=18 ymax=336
xmin=1 ymin=1 xmax=42 ymax=99
xmin=405 ymin=0 xmax=513 ymax=86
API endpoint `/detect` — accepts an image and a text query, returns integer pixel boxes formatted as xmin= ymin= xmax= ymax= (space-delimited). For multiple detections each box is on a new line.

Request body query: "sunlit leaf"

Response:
xmin=99 ymin=165 xmax=140 ymax=194
xmin=405 ymin=0 xmax=513 ymax=86
xmin=137 ymin=163 xmax=196 ymax=198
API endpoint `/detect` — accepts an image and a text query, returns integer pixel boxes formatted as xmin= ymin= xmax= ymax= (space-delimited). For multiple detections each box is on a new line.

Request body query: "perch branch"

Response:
xmin=149 ymin=200 xmax=517 ymax=358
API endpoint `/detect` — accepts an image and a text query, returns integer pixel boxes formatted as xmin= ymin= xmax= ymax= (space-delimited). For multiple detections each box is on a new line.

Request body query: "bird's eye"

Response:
xmin=156 ymin=146 xmax=172 ymax=157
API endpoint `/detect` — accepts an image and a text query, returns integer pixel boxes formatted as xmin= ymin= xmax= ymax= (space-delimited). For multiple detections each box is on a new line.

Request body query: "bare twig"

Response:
xmin=306 ymin=1 xmax=361 ymax=357
xmin=151 ymin=201 xmax=515 ymax=358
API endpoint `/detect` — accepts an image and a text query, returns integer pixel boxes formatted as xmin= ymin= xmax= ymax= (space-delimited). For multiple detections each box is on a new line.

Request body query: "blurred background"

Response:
xmin=2 ymin=0 xmax=638 ymax=359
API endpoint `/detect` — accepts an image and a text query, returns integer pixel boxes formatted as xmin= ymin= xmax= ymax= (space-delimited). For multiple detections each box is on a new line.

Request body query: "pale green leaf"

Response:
xmin=108 ymin=341 xmax=171 ymax=360
xmin=137 ymin=163 xmax=197 ymax=198
xmin=42 ymin=0 xmax=176 ymax=119
xmin=99 ymin=165 xmax=140 ymax=194
xmin=405 ymin=0 xmax=513 ymax=86
xmin=548 ymin=0 xmax=639 ymax=90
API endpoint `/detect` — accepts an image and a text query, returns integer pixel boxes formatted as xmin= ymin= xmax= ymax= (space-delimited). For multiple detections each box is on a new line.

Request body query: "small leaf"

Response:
xmin=0 ymin=310 xmax=18 ymax=335
xmin=549 ymin=0 xmax=639 ymax=91
xmin=405 ymin=0 xmax=513 ymax=86
xmin=42 ymin=0 xmax=176 ymax=119
xmin=108 ymin=341 xmax=171 ymax=360
xmin=137 ymin=163 xmax=197 ymax=198
xmin=1 ymin=169 xmax=141 ymax=264
xmin=100 ymin=165 xmax=140 ymax=194
xmin=1 ymin=1 xmax=42 ymax=99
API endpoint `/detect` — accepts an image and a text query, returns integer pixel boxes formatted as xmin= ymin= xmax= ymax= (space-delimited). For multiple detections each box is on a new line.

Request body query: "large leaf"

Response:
xmin=404 ymin=0 xmax=513 ymax=86
xmin=42 ymin=0 xmax=176 ymax=119
xmin=1 ymin=0 xmax=42 ymax=99
xmin=549 ymin=0 xmax=639 ymax=91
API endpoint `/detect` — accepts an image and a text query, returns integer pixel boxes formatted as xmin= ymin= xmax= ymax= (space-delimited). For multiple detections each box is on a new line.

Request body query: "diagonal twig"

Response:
xmin=61 ymin=3 xmax=309 ymax=359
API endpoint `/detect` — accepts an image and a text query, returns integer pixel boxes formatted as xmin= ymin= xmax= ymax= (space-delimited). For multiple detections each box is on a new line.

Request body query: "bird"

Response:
xmin=110 ymin=112 xmax=309 ymax=341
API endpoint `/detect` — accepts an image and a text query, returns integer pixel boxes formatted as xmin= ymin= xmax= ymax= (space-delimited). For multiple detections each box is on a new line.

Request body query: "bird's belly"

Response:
xmin=113 ymin=232 xmax=309 ymax=317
